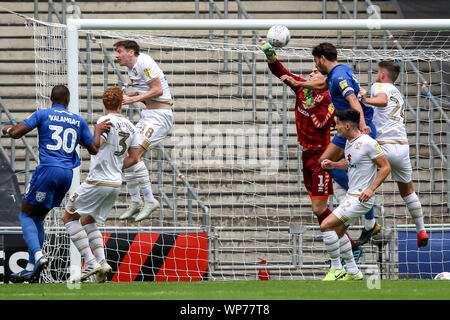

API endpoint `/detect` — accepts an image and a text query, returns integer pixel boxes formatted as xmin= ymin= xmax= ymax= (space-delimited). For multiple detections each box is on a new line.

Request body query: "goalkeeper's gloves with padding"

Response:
xmin=261 ymin=42 xmax=277 ymax=62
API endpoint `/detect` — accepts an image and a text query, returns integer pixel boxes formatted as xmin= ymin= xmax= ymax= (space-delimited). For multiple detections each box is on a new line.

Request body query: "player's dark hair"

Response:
xmin=335 ymin=109 xmax=360 ymax=130
xmin=103 ymin=86 xmax=123 ymax=110
xmin=113 ymin=40 xmax=140 ymax=56
xmin=378 ymin=60 xmax=400 ymax=83
xmin=312 ymin=42 xmax=338 ymax=62
xmin=50 ymin=85 xmax=70 ymax=107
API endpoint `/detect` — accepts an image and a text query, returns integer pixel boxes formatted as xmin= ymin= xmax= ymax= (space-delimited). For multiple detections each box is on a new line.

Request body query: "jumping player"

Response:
xmin=360 ymin=60 xmax=429 ymax=247
xmin=63 ymin=86 xmax=139 ymax=282
xmin=113 ymin=40 xmax=174 ymax=222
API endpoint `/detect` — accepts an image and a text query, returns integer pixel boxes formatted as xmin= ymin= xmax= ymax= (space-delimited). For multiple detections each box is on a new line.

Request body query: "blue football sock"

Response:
xmin=34 ymin=216 xmax=45 ymax=248
xmin=365 ymin=207 xmax=374 ymax=220
xmin=28 ymin=247 xmax=35 ymax=266
xmin=19 ymin=212 xmax=42 ymax=261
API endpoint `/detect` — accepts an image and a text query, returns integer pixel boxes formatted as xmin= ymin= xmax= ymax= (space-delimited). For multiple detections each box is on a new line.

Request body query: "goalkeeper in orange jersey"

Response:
xmin=261 ymin=42 xmax=363 ymax=263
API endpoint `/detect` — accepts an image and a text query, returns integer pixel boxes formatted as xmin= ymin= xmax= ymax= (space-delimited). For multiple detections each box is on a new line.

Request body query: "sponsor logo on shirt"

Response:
xmin=36 ymin=191 xmax=46 ymax=203
xmin=144 ymin=68 xmax=151 ymax=78
xmin=339 ymin=80 xmax=348 ymax=89
xmin=355 ymin=141 xmax=363 ymax=150
xmin=328 ymin=105 xmax=335 ymax=114
xmin=297 ymin=105 xmax=310 ymax=116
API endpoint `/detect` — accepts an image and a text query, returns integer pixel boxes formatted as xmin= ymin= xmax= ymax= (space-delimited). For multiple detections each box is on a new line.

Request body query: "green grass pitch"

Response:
xmin=0 ymin=280 xmax=449 ymax=300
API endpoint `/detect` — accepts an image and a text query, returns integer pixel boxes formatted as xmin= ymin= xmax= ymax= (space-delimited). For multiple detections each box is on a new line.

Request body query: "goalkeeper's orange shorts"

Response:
xmin=302 ymin=149 xmax=333 ymax=200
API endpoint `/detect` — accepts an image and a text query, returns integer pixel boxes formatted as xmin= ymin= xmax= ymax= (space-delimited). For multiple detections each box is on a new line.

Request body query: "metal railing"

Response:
xmin=0 ymin=97 xmax=38 ymax=189
xmin=155 ymin=143 xmax=210 ymax=228
xmin=197 ymin=0 xmax=292 ymax=170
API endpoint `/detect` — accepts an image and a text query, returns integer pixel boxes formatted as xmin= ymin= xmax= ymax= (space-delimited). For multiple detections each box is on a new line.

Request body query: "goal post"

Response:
xmin=29 ymin=17 xmax=450 ymax=282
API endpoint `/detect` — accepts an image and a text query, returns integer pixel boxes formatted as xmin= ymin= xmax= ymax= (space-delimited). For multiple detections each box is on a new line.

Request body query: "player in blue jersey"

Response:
xmin=281 ymin=42 xmax=380 ymax=248
xmin=2 ymin=85 xmax=111 ymax=283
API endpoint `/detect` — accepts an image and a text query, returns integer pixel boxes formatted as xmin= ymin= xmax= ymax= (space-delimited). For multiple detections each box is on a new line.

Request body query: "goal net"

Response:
xmin=30 ymin=18 xmax=450 ymax=282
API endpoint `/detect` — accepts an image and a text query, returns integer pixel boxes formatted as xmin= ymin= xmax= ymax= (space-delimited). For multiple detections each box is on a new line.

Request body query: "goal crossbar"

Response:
xmin=67 ymin=18 xmax=450 ymax=31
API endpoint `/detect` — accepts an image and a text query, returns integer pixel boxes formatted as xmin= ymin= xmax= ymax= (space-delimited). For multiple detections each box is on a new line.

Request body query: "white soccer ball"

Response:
xmin=267 ymin=25 xmax=290 ymax=48
xmin=434 ymin=272 xmax=450 ymax=280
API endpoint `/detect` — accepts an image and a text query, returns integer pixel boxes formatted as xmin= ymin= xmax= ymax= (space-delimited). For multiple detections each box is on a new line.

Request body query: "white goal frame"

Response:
xmin=65 ymin=18 xmax=450 ymax=280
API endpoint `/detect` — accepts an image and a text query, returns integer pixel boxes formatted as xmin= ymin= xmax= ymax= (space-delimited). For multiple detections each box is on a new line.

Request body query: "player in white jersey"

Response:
xmin=320 ymin=109 xmax=391 ymax=280
xmin=114 ymin=40 xmax=174 ymax=222
xmin=360 ymin=61 xmax=429 ymax=247
xmin=62 ymin=87 xmax=139 ymax=283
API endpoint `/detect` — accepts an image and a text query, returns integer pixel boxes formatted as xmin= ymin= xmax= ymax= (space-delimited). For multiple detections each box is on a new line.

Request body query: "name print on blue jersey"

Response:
xmin=23 ymin=104 xmax=94 ymax=169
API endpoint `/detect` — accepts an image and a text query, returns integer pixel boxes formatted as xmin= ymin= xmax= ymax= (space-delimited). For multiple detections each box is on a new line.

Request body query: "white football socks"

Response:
xmin=124 ymin=161 xmax=155 ymax=203
xmin=65 ymin=220 xmax=96 ymax=264
xmin=364 ymin=217 xmax=376 ymax=231
xmin=83 ymin=223 xmax=106 ymax=264
xmin=322 ymin=231 xmax=342 ymax=270
xmin=403 ymin=192 xmax=425 ymax=234
xmin=340 ymin=234 xmax=359 ymax=275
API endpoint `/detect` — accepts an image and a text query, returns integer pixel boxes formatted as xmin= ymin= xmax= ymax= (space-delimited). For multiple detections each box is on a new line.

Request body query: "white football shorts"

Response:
xmin=380 ymin=143 xmax=412 ymax=183
xmin=332 ymin=195 xmax=375 ymax=226
xmin=65 ymin=182 xmax=121 ymax=224
xmin=135 ymin=109 xmax=174 ymax=150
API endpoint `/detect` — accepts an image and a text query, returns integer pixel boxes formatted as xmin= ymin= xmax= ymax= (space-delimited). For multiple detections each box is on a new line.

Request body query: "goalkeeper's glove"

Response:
xmin=261 ymin=42 xmax=276 ymax=62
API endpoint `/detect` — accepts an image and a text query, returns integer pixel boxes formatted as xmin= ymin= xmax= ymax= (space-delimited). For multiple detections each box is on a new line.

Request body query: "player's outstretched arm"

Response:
xmin=361 ymin=91 xmax=388 ymax=108
xmin=321 ymin=159 xmax=348 ymax=171
xmin=281 ymin=76 xmax=328 ymax=91
xmin=84 ymin=119 xmax=111 ymax=155
xmin=345 ymin=93 xmax=370 ymax=134
xmin=261 ymin=42 xmax=277 ymax=63
xmin=1 ymin=122 xmax=31 ymax=139
xmin=122 ymin=78 xmax=164 ymax=105
xmin=359 ymin=154 xmax=391 ymax=202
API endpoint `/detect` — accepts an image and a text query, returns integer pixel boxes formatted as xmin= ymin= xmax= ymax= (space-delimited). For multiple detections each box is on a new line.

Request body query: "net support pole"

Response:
xmin=67 ymin=19 xmax=82 ymax=282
